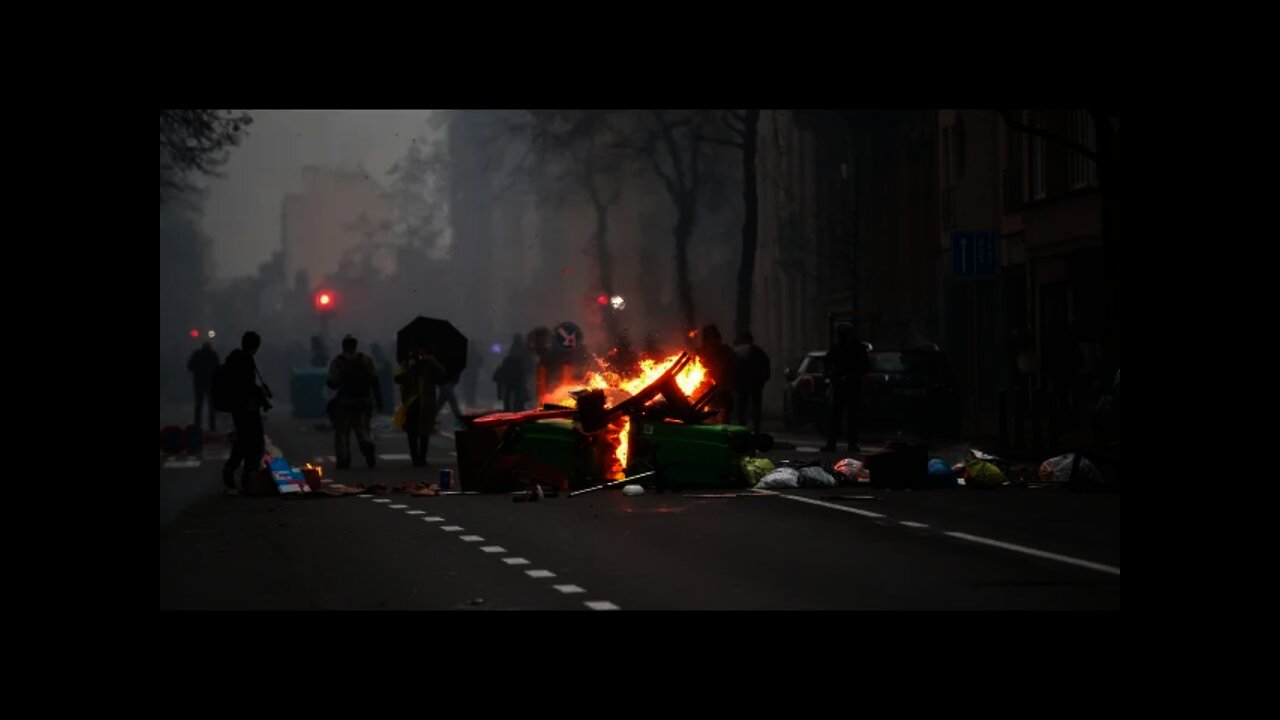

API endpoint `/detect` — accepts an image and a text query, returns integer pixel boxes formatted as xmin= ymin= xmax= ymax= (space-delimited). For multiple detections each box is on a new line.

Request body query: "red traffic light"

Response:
xmin=189 ymin=329 xmax=200 ymax=338
xmin=596 ymin=295 xmax=608 ymax=306
xmin=315 ymin=290 xmax=335 ymax=311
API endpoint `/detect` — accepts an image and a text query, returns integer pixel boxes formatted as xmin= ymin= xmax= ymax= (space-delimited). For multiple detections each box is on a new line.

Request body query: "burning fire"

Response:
xmin=548 ymin=353 xmax=709 ymax=406
xmin=546 ymin=353 xmax=710 ymax=478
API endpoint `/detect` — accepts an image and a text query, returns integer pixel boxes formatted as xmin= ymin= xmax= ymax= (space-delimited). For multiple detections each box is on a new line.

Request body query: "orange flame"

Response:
xmin=545 ymin=352 xmax=709 ymax=478
xmin=617 ymin=416 xmax=631 ymax=471
xmin=548 ymin=353 xmax=710 ymax=407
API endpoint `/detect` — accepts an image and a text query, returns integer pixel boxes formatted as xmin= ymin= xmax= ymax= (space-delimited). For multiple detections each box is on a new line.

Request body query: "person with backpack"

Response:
xmin=216 ymin=331 xmax=272 ymax=492
xmin=327 ymin=335 xmax=383 ymax=470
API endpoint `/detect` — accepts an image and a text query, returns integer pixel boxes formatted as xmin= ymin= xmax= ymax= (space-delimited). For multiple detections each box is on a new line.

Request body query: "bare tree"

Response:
xmin=700 ymin=110 xmax=762 ymax=339
xmin=159 ymin=110 xmax=252 ymax=204
xmin=620 ymin=110 xmax=717 ymax=334
xmin=502 ymin=110 xmax=635 ymax=339
xmin=387 ymin=131 xmax=450 ymax=256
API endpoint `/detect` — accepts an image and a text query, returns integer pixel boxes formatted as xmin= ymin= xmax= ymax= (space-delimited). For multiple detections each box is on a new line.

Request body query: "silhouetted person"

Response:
xmin=222 ymin=331 xmax=271 ymax=491
xmin=328 ymin=335 xmax=383 ymax=470
xmin=369 ymin=342 xmax=394 ymax=414
xmin=698 ymin=324 xmax=737 ymax=424
xmin=396 ymin=349 xmax=446 ymax=467
xmin=498 ymin=334 xmax=532 ymax=411
xmin=187 ymin=341 xmax=219 ymax=432
xmin=734 ymin=330 xmax=771 ymax=433
xmin=461 ymin=342 xmax=484 ymax=409
xmin=823 ymin=324 xmax=869 ymax=453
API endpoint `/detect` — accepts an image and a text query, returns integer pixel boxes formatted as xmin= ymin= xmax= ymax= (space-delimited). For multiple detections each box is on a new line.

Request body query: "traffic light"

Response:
xmin=315 ymin=290 xmax=336 ymax=312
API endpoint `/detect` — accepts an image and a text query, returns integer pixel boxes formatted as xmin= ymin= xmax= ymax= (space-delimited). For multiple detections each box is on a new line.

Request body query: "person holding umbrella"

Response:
xmin=395 ymin=316 xmax=469 ymax=466
xmin=395 ymin=347 xmax=447 ymax=467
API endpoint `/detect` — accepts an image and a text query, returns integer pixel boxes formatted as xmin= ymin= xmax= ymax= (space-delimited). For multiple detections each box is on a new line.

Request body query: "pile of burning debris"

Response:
xmin=456 ymin=351 xmax=772 ymax=494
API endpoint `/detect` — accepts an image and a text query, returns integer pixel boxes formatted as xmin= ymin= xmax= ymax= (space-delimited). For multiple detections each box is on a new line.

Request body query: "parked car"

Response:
xmin=783 ymin=345 xmax=960 ymax=438
xmin=862 ymin=348 xmax=961 ymax=438
xmin=782 ymin=351 xmax=830 ymax=431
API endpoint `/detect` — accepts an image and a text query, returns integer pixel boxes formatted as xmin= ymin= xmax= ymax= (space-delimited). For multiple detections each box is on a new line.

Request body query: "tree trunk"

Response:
xmin=733 ymin=109 xmax=761 ymax=341
xmin=674 ymin=208 xmax=697 ymax=334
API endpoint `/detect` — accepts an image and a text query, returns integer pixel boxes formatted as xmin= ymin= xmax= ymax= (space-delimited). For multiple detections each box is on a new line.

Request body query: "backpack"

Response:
xmin=335 ymin=353 xmax=374 ymax=401
xmin=210 ymin=362 xmax=234 ymax=413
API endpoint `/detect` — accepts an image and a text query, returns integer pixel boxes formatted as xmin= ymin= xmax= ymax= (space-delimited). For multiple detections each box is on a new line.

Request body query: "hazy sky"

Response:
xmin=201 ymin=110 xmax=434 ymax=279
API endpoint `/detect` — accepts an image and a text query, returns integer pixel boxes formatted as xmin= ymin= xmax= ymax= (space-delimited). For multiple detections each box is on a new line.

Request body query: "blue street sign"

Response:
xmin=952 ymin=231 xmax=999 ymax=278
xmin=554 ymin=322 xmax=584 ymax=351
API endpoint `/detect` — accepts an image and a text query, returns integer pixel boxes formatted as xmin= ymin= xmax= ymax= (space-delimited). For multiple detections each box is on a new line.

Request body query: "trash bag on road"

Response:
xmin=755 ymin=467 xmax=801 ymax=489
xmin=798 ymin=465 xmax=837 ymax=488
xmin=741 ymin=457 xmax=776 ymax=485
xmin=1038 ymin=453 xmax=1104 ymax=486
xmin=964 ymin=460 xmax=1006 ymax=488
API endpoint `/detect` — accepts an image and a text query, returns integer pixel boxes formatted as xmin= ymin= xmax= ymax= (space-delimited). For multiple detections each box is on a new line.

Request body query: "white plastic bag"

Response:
xmin=755 ymin=467 xmax=801 ymax=489
xmin=798 ymin=466 xmax=837 ymax=488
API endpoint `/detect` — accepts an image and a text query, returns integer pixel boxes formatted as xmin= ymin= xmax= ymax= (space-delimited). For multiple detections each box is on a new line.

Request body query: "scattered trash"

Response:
xmin=832 ymin=457 xmax=862 ymax=479
xmin=798 ymin=466 xmax=837 ymax=488
xmin=755 ymin=467 xmax=801 ymax=489
xmin=302 ymin=463 xmax=323 ymax=491
xmin=622 ymin=484 xmax=645 ymax=496
xmin=964 ymin=460 xmax=1007 ymax=488
xmin=511 ymin=485 xmax=549 ymax=502
xmin=741 ymin=457 xmax=776 ymax=485
xmin=568 ymin=470 xmax=656 ymax=497
xmin=1038 ymin=453 xmax=1105 ymax=486
xmin=1008 ymin=465 xmax=1038 ymax=486
xmin=926 ymin=458 xmax=959 ymax=488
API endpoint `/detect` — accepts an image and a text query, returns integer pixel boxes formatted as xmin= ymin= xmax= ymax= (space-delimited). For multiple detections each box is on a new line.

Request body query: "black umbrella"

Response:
xmin=397 ymin=316 xmax=468 ymax=381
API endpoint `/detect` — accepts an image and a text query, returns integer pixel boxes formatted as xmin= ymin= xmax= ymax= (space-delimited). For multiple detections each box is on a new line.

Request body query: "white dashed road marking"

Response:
xmin=945 ymin=532 xmax=1121 ymax=576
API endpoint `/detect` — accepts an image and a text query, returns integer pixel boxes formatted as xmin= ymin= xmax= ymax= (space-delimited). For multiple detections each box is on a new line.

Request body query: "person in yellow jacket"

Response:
xmin=395 ymin=350 xmax=447 ymax=467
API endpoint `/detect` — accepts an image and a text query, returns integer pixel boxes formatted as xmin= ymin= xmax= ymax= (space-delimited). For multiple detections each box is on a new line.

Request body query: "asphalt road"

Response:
xmin=159 ymin=406 xmax=1120 ymax=610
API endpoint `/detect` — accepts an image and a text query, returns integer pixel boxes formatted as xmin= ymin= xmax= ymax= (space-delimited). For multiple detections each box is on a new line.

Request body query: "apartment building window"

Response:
xmin=1029 ymin=125 xmax=1046 ymax=201
xmin=1068 ymin=109 xmax=1098 ymax=189
xmin=1003 ymin=120 xmax=1024 ymax=213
